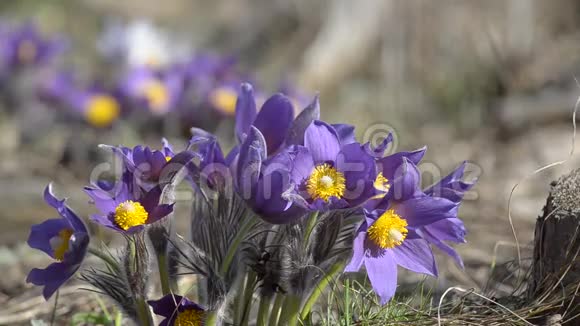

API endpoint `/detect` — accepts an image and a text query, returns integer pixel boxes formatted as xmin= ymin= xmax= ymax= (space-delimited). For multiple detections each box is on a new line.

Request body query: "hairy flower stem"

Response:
xmin=300 ymin=260 xmax=346 ymax=320
xmin=135 ymin=298 xmax=153 ymax=326
xmin=156 ymin=252 xmax=171 ymax=295
xmin=256 ymin=295 xmax=272 ymax=326
xmin=219 ymin=217 xmax=255 ymax=275
xmin=277 ymin=295 xmax=301 ymax=326
xmin=268 ymin=294 xmax=284 ymax=325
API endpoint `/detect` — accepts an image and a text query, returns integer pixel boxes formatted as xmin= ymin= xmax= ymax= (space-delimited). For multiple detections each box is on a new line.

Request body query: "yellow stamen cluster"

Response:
xmin=52 ymin=228 xmax=73 ymax=261
xmin=165 ymin=156 xmax=172 ymax=162
xmin=85 ymin=95 xmax=120 ymax=128
xmin=174 ymin=308 xmax=205 ymax=326
xmin=372 ymin=172 xmax=390 ymax=199
xmin=367 ymin=209 xmax=408 ymax=249
xmin=17 ymin=40 xmax=37 ymax=63
xmin=209 ymin=88 xmax=237 ymax=115
xmin=142 ymin=80 xmax=169 ymax=114
xmin=306 ymin=164 xmax=346 ymax=202
xmin=114 ymin=200 xmax=148 ymax=230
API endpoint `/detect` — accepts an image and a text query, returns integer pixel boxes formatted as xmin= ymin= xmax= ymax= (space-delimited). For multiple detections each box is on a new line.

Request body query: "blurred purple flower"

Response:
xmin=148 ymin=294 xmax=205 ymax=326
xmin=84 ymin=172 xmax=173 ymax=233
xmin=26 ymin=184 xmax=89 ymax=300
xmin=119 ymin=66 xmax=184 ymax=116
xmin=0 ymin=22 xmax=65 ymax=69
xmin=67 ymin=88 xmax=122 ymax=128
xmin=105 ymin=141 xmax=177 ymax=190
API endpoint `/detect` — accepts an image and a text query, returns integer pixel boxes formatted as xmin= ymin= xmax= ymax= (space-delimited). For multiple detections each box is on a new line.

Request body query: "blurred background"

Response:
xmin=2 ymin=0 xmax=580 ymax=322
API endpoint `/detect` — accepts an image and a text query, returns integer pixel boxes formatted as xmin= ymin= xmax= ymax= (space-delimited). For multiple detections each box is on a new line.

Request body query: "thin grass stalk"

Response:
xmin=256 ymin=295 xmax=272 ymax=326
xmin=269 ymin=293 xmax=284 ymax=326
xmin=233 ymin=271 xmax=248 ymax=325
xmin=220 ymin=217 xmax=255 ymax=275
xmin=239 ymin=271 xmax=258 ymax=326
xmin=300 ymin=260 xmax=346 ymax=320
xmin=157 ymin=252 xmax=172 ymax=295
xmin=278 ymin=295 xmax=302 ymax=326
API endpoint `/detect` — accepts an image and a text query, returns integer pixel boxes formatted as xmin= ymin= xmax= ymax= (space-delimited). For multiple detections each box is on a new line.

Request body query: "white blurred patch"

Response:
xmin=98 ymin=18 xmax=191 ymax=68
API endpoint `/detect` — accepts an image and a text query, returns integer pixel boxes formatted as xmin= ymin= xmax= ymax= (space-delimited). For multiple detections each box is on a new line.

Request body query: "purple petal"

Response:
xmin=332 ymin=124 xmax=356 ymax=145
xmin=418 ymin=227 xmax=464 ymax=269
xmin=288 ymin=146 xmax=315 ymax=186
xmin=90 ymin=213 xmax=119 ymax=231
xmin=161 ymin=138 xmax=175 ymax=157
xmin=336 ymin=143 xmax=376 ymax=206
xmin=27 ymin=218 xmax=69 ymax=257
xmin=237 ymin=127 xmax=266 ymax=199
xmin=423 ymin=218 xmax=466 ymax=243
xmin=364 ymin=251 xmax=398 ymax=305
xmin=84 ymin=187 xmax=117 ymax=214
xmin=148 ymin=294 xmax=180 ymax=318
xmin=253 ymin=94 xmax=294 ymax=154
xmin=392 ymin=239 xmax=437 ymax=276
xmin=389 ymin=158 xmax=422 ymax=201
xmin=140 ymin=186 xmax=163 ymax=213
xmin=235 ymin=83 xmax=257 ymax=142
xmin=394 ymin=196 xmax=457 ymax=228
xmin=286 ymin=95 xmax=320 ymax=146
xmin=44 ymin=184 xmax=86 ymax=232
xmin=27 ymin=262 xmax=75 ymax=300
xmin=345 ymin=231 xmax=366 ymax=272
xmin=364 ymin=133 xmax=394 ymax=157
xmin=304 ymin=120 xmax=341 ymax=163
xmin=378 ymin=147 xmax=426 ymax=182
xmin=148 ymin=204 xmax=174 ymax=222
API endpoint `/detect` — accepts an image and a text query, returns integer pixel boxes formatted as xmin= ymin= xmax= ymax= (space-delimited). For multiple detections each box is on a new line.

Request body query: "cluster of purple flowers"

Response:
xmin=0 ymin=21 xmax=307 ymax=133
xmin=26 ymin=82 xmax=475 ymax=324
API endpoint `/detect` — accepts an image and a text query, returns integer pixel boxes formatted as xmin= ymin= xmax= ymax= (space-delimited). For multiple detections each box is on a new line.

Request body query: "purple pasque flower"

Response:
xmin=119 ymin=66 xmax=184 ymax=116
xmin=148 ymin=294 xmax=205 ymax=326
xmin=84 ymin=172 xmax=173 ymax=233
xmin=26 ymin=184 xmax=89 ymax=299
xmin=0 ymin=22 xmax=65 ymax=69
xmin=235 ymin=126 xmax=307 ymax=224
xmin=345 ymin=158 xmax=460 ymax=304
xmin=284 ymin=120 xmax=378 ymax=211
xmin=106 ymin=140 xmax=177 ymax=191
xmin=36 ymin=70 xmax=75 ymax=104
xmin=206 ymin=81 xmax=240 ymax=116
xmin=234 ymin=83 xmax=295 ymax=155
xmin=415 ymin=161 xmax=477 ymax=268
xmin=66 ymin=87 xmax=122 ymax=128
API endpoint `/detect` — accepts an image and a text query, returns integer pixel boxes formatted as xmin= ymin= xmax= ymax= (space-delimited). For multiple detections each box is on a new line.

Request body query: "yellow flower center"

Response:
xmin=114 ymin=200 xmax=148 ymax=230
xmin=367 ymin=209 xmax=408 ymax=249
xmin=209 ymin=88 xmax=237 ymax=115
xmin=50 ymin=228 xmax=74 ymax=261
xmin=371 ymin=172 xmax=390 ymax=199
xmin=165 ymin=156 xmax=172 ymax=162
xmin=17 ymin=40 xmax=37 ymax=63
xmin=85 ymin=95 xmax=120 ymax=128
xmin=306 ymin=163 xmax=346 ymax=202
xmin=174 ymin=308 xmax=205 ymax=326
xmin=141 ymin=79 xmax=169 ymax=114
